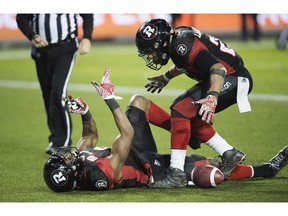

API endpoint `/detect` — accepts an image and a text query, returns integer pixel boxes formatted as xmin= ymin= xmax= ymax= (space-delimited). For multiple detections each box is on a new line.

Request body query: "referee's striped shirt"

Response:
xmin=16 ymin=14 xmax=94 ymax=44
xmin=32 ymin=14 xmax=78 ymax=44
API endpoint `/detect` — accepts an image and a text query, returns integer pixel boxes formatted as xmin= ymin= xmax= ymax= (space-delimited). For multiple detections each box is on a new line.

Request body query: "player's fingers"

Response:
xmin=75 ymin=98 xmax=84 ymax=108
xmin=206 ymin=112 xmax=212 ymax=124
xmin=150 ymin=87 xmax=158 ymax=93
xmin=198 ymin=106 xmax=204 ymax=116
xmin=145 ymin=83 xmax=151 ymax=88
xmin=91 ymin=81 xmax=99 ymax=88
xmin=146 ymin=85 xmax=154 ymax=92
xmin=209 ymin=112 xmax=215 ymax=124
xmin=201 ymin=110 xmax=208 ymax=122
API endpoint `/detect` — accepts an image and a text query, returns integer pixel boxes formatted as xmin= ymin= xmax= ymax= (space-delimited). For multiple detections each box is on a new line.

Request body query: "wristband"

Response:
xmin=208 ymin=91 xmax=219 ymax=98
xmin=105 ymin=98 xmax=120 ymax=112
xmin=81 ymin=110 xmax=92 ymax=121
xmin=164 ymin=71 xmax=173 ymax=80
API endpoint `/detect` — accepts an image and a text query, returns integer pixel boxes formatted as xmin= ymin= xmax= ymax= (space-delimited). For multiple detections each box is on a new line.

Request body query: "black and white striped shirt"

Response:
xmin=32 ymin=14 xmax=78 ymax=44
xmin=16 ymin=13 xmax=94 ymax=44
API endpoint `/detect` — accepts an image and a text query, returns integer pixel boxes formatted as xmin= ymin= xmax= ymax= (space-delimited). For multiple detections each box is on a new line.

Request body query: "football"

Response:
xmin=191 ymin=165 xmax=224 ymax=188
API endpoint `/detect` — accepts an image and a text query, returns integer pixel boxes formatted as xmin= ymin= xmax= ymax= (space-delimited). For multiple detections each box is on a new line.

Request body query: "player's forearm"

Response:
xmin=114 ymin=109 xmax=134 ymax=138
xmin=110 ymin=107 xmax=134 ymax=166
xmin=208 ymin=64 xmax=226 ymax=96
xmin=208 ymin=74 xmax=224 ymax=96
xmin=77 ymin=112 xmax=98 ymax=151
xmin=164 ymin=65 xmax=183 ymax=80
xmin=81 ymin=115 xmax=98 ymax=139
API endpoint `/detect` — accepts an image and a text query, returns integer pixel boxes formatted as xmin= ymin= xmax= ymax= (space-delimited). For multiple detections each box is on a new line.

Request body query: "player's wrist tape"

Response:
xmin=163 ymin=71 xmax=173 ymax=81
xmin=81 ymin=110 xmax=92 ymax=121
xmin=208 ymin=91 xmax=219 ymax=98
xmin=105 ymin=98 xmax=120 ymax=112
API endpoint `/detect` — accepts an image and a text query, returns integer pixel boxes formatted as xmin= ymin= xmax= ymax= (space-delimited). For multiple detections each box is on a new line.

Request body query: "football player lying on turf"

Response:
xmin=43 ymin=68 xmax=288 ymax=192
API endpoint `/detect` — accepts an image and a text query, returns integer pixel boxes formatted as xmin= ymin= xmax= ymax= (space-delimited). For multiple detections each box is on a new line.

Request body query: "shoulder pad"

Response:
xmin=170 ymin=27 xmax=195 ymax=68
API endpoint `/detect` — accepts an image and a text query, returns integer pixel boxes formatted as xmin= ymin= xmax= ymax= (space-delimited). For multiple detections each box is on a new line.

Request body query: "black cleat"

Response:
xmin=264 ymin=145 xmax=288 ymax=177
xmin=207 ymin=158 xmax=221 ymax=168
xmin=148 ymin=167 xmax=187 ymax=189
xmin=45 ymin=143 xmax=59 ymax=155
xmin=219 ymin=148 xmax=246 ymax=178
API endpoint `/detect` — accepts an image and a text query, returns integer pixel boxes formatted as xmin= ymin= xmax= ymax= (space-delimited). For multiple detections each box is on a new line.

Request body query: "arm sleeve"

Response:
xmin=16 ymin=14 xmax=36 ymax=41
xmin=193 ymin=50 xmax=219 ymax=73
xmin=79 ymin=14 xmax=94 ymax=40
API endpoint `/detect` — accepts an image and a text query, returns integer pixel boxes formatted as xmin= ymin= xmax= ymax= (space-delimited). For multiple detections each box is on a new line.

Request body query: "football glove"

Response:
xmin=63 ymin=95 xmax=89 ymax=115
xmin=191 ymin=95 xmax=218 ymax=124
xmin=145 ymin=74 xmax=170 ymax=93
xmin=91 ymin=68 xmax=123 ymax=100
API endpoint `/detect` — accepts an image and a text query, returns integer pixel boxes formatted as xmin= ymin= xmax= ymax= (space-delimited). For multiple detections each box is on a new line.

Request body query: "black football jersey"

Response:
xmin=169 ymin=26 xmax=244 ymax=81
xmin=77 ymin=146 xmax=152 ymax=191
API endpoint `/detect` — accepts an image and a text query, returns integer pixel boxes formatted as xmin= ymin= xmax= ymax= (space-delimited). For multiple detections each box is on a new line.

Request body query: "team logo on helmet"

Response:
xmin=140 ymin=24 xmax=157 ymax=40
xmin=176 ymin=44 xmax=187 ymax=56
xmin=95 ymin=180 xmax=108 ymax=189
xmin=51 ymin=169 xmax=68 ymax=186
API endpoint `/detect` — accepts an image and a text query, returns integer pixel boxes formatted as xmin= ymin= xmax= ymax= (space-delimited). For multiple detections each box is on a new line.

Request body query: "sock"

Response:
xmin=191 ymin=120 xmax=216 ymax=142
xmin=252 ymin=164 xmax=274 ymax=178
xmin=170 ymin=149 xmax=187 ymax=171
xmin=171 ymin=117 xmax=191 ymax=149
xmin=228 ymin=164 xmax=254 ymax=180
xmin=206 ymin=132 xmax=233 ymax=155
xmin=170 ymin=117 xmax=191 ymax=171
xmin=147 ymin=101 xmax=171 ymax=131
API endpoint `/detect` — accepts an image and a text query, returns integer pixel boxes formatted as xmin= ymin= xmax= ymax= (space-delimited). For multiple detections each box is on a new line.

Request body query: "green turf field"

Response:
xmin=0 ymin=39 xmax=287 ymax=205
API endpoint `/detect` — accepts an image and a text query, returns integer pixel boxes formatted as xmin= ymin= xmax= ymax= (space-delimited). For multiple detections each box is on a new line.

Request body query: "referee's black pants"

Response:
xmin=32 ymin=39 xmax=78 ymax=148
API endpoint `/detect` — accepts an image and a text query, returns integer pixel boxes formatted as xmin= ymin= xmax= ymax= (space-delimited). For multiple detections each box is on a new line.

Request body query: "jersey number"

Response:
xmin=209 ymin=36 xmax=236 ymax=56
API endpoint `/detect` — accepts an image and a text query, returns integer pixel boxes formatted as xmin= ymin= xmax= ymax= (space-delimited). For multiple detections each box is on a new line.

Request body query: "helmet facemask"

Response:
xmin=138 ymin=43 xmax=169 ymax=71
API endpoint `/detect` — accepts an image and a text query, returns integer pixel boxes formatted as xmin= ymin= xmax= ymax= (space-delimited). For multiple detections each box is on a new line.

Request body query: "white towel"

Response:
xmin=237 ymin=77 xmax=251 ymax=113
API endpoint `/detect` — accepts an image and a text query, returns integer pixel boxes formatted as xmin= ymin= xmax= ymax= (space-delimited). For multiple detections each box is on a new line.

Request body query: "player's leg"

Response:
xmin=128 ymin=94 xmax=171 ymax=131
xmin=125 ymin=95 xmax=158 ymax=152
xmin=228 ymin=146 xmax=288 ymax=180
xmin=148 ymin=89 xmax=201 ymax=188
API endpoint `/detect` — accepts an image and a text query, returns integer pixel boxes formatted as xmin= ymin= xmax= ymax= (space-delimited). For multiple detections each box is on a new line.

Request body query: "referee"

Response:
xmin=16 ymin=14 xmax=94 ymax=154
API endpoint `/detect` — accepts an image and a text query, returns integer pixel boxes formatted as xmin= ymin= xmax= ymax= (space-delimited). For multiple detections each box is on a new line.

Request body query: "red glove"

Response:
xmin=192 ymin=95 xmax=218 ymax=124
xmin=91 ymin=68 xmax=123 ymax=100
xmin=63 ymin=95 xmax=89 ymax=115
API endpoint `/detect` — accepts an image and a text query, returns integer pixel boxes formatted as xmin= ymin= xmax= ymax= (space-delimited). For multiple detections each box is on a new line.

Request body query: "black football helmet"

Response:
xmin=135 ymin=19 xmax=172 ymax=70
xmin=43 ymin=147 xmax=82 ymax=192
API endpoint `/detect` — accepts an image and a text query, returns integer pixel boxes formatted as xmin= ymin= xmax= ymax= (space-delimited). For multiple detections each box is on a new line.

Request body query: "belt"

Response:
xmin=45 ymin=36 xmax=75 ymax=48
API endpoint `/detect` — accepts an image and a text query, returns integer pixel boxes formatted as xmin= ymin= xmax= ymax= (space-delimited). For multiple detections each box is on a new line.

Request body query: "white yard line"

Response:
xmin=0 ymin=79 xmax=288 ymax=101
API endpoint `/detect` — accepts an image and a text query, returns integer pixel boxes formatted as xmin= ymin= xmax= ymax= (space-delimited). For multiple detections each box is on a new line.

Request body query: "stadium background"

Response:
xmin=0 ymin=14 xmax=287 ymax=44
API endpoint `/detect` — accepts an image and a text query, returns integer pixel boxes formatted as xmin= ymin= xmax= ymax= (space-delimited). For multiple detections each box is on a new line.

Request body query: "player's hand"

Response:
xmin=62 ymin=95 xmax=89 ymax=115
xmin=91 ymin=68 xmax=123 ymax=100
xmin=145 ymin=74 xmax=169 ymax=93
xmin=191 ymin=95 xmax=218 ymax=124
